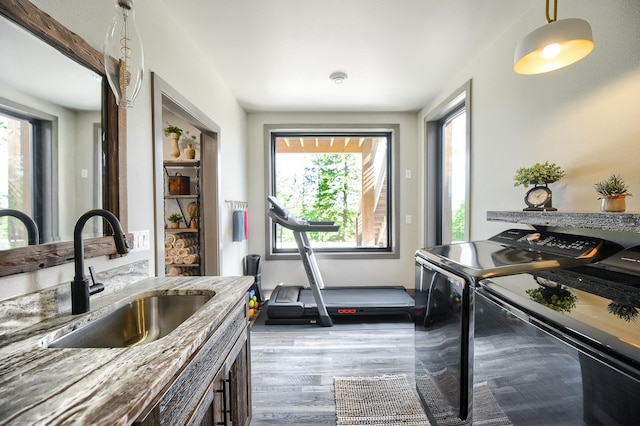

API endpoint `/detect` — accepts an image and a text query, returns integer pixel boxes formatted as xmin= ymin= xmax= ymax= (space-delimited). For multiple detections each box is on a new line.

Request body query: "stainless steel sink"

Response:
xmin=47 ymin=293 xmax=213 ymax=348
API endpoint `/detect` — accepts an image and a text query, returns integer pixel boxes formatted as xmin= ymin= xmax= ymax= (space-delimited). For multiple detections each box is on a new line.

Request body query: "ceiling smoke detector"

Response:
xmin=330 ymin=72 xmax=348 ymax=84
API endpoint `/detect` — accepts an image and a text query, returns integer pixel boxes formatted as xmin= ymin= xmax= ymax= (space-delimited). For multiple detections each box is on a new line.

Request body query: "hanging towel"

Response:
xmin=233 ymin=210 xmax=244 ymax=242
xmin=244 ymin=209 xmax=249 ymax=240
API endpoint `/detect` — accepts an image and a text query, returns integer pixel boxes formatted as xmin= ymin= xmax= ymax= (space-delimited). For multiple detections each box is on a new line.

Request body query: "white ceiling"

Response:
xmin=160 ymin=0 xmax=536 ymax=112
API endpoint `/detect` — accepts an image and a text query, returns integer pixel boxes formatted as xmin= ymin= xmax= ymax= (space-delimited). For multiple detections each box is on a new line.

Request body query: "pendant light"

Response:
xmin=103 ymin=0 xmax=144 ymax=108
xmin=514 ymin=0 xmax=594 ymax=75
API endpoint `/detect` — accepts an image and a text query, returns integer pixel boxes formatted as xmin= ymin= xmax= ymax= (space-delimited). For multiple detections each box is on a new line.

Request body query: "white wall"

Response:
xmin=0 ymin=0 xmax=249 ymax=301
xmin=420 ymin=0 xmax=640 ymax=242
xmin=246 ymin=112 xmax=419 ymax=291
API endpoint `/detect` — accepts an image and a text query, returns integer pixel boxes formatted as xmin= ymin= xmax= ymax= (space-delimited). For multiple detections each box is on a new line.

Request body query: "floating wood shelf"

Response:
xmin=487 ymin=211 xmax=640 ymax=233
xmin=165 ymin=228 xmax=198 ymax=233
xmin=163 ymin=160 xmax=200 ymax=167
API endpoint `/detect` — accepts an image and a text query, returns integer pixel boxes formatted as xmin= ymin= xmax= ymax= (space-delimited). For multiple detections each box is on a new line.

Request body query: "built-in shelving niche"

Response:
xmin=152 ymin=73 xmax=221 ymax=276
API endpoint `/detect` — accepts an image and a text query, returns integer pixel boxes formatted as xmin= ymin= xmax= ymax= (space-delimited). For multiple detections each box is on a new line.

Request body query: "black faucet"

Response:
xmin=0 ymin=209 xmax=39 ymax=246
xmin=71 ymin=209 xmax=129 ymax=314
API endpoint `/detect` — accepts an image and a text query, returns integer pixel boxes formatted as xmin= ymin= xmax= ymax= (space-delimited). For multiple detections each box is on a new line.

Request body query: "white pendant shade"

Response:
xmin=514 ymin=18 xmax=594 ymax=75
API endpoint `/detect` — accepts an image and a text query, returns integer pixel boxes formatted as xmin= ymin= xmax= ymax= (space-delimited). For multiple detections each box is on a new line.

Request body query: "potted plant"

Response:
xmin=607 ymin=302 xmax=638 ymax=323
xmin=526 ymin=284 xmax=577 ymax=313
xmin=594 ymin=174 xmax=632 ymax=212
xmin=167 ymin=213 xmax=183 ymax=229
xmin=164 ymin=124 xmax=183 ymax=159
xmin=163 ymin=124 xmax=183 ymax=137
xmin=513 ymin=161 xmax=565 ymax=188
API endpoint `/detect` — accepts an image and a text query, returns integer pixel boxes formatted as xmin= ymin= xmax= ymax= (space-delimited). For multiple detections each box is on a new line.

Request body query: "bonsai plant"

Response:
xmin=594 ymin=174 xmax=632 ymax=212
xmin=167 ymin=213 xmax=183 ymax=229
xmin=513 ymin=161 xmax=565 ymax=188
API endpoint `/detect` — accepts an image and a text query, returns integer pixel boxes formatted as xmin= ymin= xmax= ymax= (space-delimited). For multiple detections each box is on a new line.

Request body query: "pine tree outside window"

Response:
xmin=267 ymin=125 xmax=398 ymax=258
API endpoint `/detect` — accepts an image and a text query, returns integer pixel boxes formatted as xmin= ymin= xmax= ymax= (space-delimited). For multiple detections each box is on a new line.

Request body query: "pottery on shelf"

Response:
xmin=600 ymin=195 xmax=626 ymax=212
xmin=184 ymin=143 xmax=196 ymax=160
xmin=169 ymin=132 xmax=181 ymax=159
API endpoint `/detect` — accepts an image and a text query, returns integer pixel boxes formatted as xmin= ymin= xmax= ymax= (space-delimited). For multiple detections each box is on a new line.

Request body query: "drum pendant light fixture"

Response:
xmin=103 ymin=0 xmax=144 ymax=108
xmin=514 ymin=0 xmax=594 ymax=75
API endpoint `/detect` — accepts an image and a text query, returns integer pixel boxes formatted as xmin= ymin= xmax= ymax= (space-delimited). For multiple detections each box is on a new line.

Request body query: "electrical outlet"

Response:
xmin=405 ymin=169 xmax=412 ymax=179
xmin=405 ymin=215 xmax=412 ymax=224
xmin=130 ymin=230 xmax=150 ymax=252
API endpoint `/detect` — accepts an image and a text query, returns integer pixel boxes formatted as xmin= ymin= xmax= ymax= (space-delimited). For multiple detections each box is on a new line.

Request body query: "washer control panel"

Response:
xmin=489 ymin=229 xmax=604 ymax=257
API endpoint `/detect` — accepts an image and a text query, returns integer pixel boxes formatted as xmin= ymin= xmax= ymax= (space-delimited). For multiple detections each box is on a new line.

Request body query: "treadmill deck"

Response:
xmin=296 ymin=287 xmax=414 ymax=307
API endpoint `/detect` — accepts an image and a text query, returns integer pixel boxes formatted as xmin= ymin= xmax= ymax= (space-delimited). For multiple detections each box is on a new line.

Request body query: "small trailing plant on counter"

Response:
xmin=594 ymin=174 xmax=632 ymax=198
xmin=513 ymin=161 xmax=565 ymax=188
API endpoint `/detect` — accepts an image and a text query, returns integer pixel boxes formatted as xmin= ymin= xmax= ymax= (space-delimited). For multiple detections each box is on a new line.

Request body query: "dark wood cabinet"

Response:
xmin=188 ymin=327 xmax=250 ymax=426
xmin=135 ymin=300 xmax=251 ymax=425
xmin=226 ymin=330 xmax=251 ymax=426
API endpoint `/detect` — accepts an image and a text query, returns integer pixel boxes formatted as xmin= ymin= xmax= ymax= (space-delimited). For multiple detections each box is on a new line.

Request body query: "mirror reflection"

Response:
xmin=0 ymin=15 xmax=104 ymax=249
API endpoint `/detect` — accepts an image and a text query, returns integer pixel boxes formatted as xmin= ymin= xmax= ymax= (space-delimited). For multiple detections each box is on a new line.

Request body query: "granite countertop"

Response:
xmin=0 ymin=275 xmax=253 ymax=425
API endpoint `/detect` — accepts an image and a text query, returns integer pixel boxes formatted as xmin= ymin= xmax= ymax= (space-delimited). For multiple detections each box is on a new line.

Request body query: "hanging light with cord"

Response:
xmin=103 ymin=0 xmax=144 ymax=108
xmin=514 ymin=0 xmax=594 ymax=75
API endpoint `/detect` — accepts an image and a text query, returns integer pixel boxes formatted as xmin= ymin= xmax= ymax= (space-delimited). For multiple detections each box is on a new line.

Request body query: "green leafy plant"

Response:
xmin=526 ymin=285 xmax=577 ymax=313
xmin=167 ymin=213 xmax=183 ymax=223
xmin=594 ymin=174 xmax=632 ymax=198
xmin=513 ymin=161 xmax=565 ymax=188
xmin=163 ymin=124 xmax=183 ymax=137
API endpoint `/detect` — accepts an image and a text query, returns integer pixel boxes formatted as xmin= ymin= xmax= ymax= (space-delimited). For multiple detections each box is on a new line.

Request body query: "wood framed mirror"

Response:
xmin=0 ymin=1 xmax=127 ymax=277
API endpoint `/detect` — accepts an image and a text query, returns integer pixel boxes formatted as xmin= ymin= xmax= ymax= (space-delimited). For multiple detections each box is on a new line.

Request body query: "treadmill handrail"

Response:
xmin=267 ymin=196 xmax=340 ymax=232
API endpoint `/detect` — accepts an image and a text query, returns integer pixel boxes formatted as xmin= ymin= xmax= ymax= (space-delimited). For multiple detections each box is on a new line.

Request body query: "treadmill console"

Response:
xmin=489 ymin=229 xmax=607 ymax=258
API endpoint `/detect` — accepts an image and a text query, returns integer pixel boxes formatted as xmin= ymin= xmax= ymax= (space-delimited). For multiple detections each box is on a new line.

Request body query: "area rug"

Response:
xmin=416 ymin=369 xmax=512 ymax=426
xmin=334 ymin=374 xmax=431 ymax=425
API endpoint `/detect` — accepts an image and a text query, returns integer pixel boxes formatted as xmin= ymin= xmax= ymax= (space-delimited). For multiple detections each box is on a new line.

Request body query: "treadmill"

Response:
xmin=266 ymin=196 xmax=414 ymax=326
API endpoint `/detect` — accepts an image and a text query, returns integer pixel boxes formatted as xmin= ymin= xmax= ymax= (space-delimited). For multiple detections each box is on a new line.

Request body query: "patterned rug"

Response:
xmin=334 ymin=375 xmax=431 ymax=425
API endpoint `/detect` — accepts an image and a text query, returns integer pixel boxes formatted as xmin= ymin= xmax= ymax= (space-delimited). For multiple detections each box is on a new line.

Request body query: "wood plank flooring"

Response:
xmin=249 ymin=315 xmax=414 ymax=425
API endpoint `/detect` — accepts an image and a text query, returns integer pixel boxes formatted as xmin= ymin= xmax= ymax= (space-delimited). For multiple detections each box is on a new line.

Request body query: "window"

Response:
xmin=0 ymin=107 xmax=53 ymax=248
xmin=0 ymin=112 xmax=33 ymax=248
xmin=424 ymin=81 xmax=471 ymax=246
xmin=267 ymin=125 xmax=398 ymax=258
xmin=439 ymin=107 xmax=468 ymax=243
